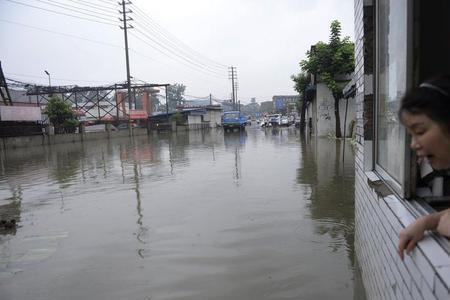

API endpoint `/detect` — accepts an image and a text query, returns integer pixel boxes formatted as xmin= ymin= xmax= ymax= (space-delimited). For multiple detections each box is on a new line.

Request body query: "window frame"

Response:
xmin=373 ymin=0 xmax=414 ymax=199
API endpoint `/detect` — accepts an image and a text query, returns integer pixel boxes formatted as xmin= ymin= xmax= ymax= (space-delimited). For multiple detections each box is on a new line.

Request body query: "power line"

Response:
xmin=67 ymin=0 xmax=118 ymax=14
xmin=5 ymin=73 xmax=121 ymax=84
xmin=0 ymin=18 xmax=123 ymax=49
xmin=95 ymin=0 xmax=117 ymax=7
xmin=5 ymin=0 xmax=118 ymax=26
xmin=131 ymin=12 xmax=227 ymax=74
xmin=31 ymin=0 xmax=118 ymax=20
xmin=133 ymin=24 xmax=226 ymax=76
xmin=131 ymin=3 xmax=228 ymax=70
xmin=0 ymin=17 xmax=226 ymax=86
xmin=130 ymin=29 xmax=227 ymax=79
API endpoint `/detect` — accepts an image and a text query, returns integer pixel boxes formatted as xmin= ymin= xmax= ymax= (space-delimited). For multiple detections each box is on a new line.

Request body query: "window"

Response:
xmin=375 ymin=0 xmax=411 ymax=195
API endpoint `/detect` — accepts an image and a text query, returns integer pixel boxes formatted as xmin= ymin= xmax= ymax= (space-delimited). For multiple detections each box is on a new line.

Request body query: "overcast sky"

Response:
xmin=0 ymin=0 xmax=354 ymax=103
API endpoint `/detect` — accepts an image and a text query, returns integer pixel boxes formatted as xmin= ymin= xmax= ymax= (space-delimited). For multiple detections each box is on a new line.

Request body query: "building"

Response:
xmin=306 ymin=74 xmax=356 ymax=137
xmin=353 ymin=1 xmax=450 ymax=299
xmin=272 ymin=95 xmax=299 ymax=113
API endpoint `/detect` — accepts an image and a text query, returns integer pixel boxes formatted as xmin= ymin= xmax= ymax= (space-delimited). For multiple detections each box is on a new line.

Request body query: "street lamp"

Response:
xmin=44 ymin=70 xmax=51 ymax=86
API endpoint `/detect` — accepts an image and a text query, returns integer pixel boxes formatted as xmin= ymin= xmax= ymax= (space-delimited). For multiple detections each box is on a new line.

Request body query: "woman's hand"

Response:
xmin=398 ymin=218 xmax=427 ymax=260
xmin=437 ymin=211 xmax=450 ymax=237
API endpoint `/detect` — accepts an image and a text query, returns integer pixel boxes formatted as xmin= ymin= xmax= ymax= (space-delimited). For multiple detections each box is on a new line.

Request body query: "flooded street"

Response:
xmin=0 ymin=126 xmax=366 ymax=300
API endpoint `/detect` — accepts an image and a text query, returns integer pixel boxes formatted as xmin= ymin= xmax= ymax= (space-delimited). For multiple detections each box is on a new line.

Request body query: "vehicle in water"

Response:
xmin=281 ymin=116 xmax=290 ymax=126
xmin=268 ymin=114 xmax=282 ymax=126
xmin=222 ymin=111 xmax=248 ymax=131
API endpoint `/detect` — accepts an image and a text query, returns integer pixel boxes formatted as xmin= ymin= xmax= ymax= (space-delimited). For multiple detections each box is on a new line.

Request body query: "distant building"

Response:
xmin=272 ymin=95 xmax=299 ymax=112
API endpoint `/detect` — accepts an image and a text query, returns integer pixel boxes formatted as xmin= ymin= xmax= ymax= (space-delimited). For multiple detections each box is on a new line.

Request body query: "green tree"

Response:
xmin=300 ymin=20 xmax=354 ymax=137
xmin=291 ymin=72 xmax=310 ymax=130
xmin=169 ymin=111 xmax=185 ymax=125
xmin=166 ymin=83 xmax=186 ymax=111
xmin=46 ymin=95 xmax=79 ymax=133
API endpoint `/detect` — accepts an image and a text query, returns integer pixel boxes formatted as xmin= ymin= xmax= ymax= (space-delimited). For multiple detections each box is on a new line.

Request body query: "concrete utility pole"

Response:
xmin=119 ymin=0 xmax=133 ymax=112
xmin=228 ymin=66 xmax=237 ymax=110
xmin=44 ymin=70 xmax=51 ymax=86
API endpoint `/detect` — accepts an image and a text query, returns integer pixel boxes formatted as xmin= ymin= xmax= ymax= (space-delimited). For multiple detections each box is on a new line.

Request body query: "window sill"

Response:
xmin=364 ymin=170 xmax=450 ymax=290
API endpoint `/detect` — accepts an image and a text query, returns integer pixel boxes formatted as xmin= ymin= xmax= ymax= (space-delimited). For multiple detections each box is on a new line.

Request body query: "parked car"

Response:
xmin=268 ymin=114 xmax=282 ymax=126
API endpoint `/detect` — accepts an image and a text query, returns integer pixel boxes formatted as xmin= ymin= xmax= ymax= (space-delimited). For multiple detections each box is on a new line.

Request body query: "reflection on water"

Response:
xmin=0 ymin=128 xmax=365 ymax=299
xmin=298 ymin=136 xmax=356 ymax=255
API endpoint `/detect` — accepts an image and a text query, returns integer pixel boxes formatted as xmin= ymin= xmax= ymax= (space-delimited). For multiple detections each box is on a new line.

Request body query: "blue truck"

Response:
xmin=222 ymin=111 xmax=248 ymax=131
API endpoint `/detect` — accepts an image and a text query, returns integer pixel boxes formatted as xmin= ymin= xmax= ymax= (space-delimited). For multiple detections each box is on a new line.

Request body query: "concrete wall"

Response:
xmin=315 ymin=83 xmax=356 ymax=137
xmin=210 ymin=110 xmax=223 ymax=127
xmin=202 ymin=110 xmax=222 ymax=127
xmin=0 ymin=128 xmax=148 ymax=150
xmin=353 ymin=0 xmax=450 ymax=299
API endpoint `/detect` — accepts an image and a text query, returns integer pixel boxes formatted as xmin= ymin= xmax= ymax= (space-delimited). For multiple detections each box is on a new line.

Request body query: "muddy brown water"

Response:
xmin=0 ymin=126 xmax=366 ymax=299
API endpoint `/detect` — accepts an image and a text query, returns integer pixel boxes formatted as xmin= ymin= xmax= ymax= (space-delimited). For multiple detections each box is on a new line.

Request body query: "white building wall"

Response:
xmin=315 ymin=83 xmax=356 ymax=137
xmin=208 ymin=110 xmax=222 ymax=127
xmin=340 ymin=97 xmax=355 ymax=137
xmin=316 ymin=83 xmax=335 ymax=136
xmin=353 ymin=0 xmax=450 ymax=299
xmin=187 ymin=115 xmax=202 ymax=126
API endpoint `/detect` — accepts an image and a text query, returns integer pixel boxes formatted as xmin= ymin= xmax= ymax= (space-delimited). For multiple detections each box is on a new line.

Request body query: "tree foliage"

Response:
xmin=167 ymin=83 xmax=186 ymax=111
xmin=46 ymin=95 xmax=79 ymax=132
xmin=299 ymin=20 xmax=354 ymax=137
xmin=291 ymin=72 xmax=310 ymax=130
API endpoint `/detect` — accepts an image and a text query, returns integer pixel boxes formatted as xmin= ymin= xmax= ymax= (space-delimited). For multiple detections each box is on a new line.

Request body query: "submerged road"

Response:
xmin=0 ymin=125 xmax=366 ymax=299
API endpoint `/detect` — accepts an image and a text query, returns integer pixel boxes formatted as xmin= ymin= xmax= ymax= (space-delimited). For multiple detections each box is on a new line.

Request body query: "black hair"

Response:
xmin=399 ymin=74 xmax=450 ymax=132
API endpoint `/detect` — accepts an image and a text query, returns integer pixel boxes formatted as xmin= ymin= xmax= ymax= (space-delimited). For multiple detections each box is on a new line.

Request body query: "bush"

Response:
xmin=170 ymin=112 xmax=185 ymax=125
xmin=46 ymin=95 xmax=79 ymax=133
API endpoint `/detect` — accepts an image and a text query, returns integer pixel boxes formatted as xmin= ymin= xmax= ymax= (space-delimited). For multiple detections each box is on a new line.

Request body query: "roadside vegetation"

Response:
xmin=293 ymin=20 xmax=354 ymax=137
xmin=46 ymin=95 xmax=79 ymax=133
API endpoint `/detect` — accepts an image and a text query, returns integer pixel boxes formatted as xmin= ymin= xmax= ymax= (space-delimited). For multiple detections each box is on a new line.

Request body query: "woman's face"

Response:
xmin=401 ymin=111 xmax=450 ymax=170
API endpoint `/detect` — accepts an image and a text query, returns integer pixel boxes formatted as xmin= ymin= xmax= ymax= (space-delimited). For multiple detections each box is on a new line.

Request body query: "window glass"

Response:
xmin=376 ymin=0 xmax=407 ymax=185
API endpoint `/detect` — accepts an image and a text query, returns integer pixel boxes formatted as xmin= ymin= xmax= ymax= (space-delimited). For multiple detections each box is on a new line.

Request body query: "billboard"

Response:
xmin=0 ymin=106 xmax=42 ymax=121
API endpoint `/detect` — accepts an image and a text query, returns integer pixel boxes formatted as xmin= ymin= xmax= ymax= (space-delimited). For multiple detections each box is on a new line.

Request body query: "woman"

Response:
xmin=398 ymin=75 xmax=450 ymax=260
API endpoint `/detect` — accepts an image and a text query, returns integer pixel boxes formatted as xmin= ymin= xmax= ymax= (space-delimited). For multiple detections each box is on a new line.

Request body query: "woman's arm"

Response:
xmin=398 ymin=209 xmax=449 ymax=260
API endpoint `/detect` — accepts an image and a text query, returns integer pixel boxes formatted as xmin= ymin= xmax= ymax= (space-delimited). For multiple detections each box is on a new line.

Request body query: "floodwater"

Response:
xmin=0 ymin=126 xmax=366 ymax=300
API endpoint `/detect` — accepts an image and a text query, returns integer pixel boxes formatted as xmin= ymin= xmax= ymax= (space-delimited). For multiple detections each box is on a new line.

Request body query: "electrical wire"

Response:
xmin=67 ymin=0 xmax=118 ymax=14
xmin=6 ymin=73 xmax=121 ymax=84
xmin=133 ymin=26 xmax=226 ymax=77
xmin=4 ymin=0 xmax=231 ymax=94
xmin=131 ymin=12 xmax=227 ymax=74
xmin=130 ymin=30 xmax=227 ymax=79
xmin=31 ymin=0 xmax=119 ymax=21
xmin=131 ymin=3 xmax=228 ymax=70
xmin=5 ymin=0 xmax=118 ymax=26
xmin=0 ymin=19 xmax=123 ymax=49
xmin=96 ymin=0 xmax=117 ymax=7
xmin=0 ymin=18 xmax=227 ymax=88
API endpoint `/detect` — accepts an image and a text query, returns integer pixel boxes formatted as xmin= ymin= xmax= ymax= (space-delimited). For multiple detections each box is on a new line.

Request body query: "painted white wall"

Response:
xmin=187 ymin=115 xmax=202 ymax=125
xmin=315 ymin=83 xmax=355 ymax=137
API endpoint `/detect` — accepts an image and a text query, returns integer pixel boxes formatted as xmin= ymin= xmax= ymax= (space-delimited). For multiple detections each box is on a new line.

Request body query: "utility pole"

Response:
xmin=0 ymin=61 xmax=12 ymax=106
xmin=228 ymin=66 xmax=237 ymax=110
xmin=119 ymin=0 xmax=133 ymax=112
xmin=209 ymin=93 xmax=212 ymax=106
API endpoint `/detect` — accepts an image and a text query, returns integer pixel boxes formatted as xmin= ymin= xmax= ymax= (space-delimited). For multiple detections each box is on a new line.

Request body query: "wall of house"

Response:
xmin=212 ymin=111 xmax=222 ymax=127
xmin=314 ymin=83 xmax=356 ymax=137
xmin=204 ymin=110 xmax=222 ymax=127
xmin=353 ymin=1 xmax=450 ymax=299
xmin=315 ymin=83 xmax=335 ymax=136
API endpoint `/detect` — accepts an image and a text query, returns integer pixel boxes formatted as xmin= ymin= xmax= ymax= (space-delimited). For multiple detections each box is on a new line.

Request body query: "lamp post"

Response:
xmin=44 ymin=70 xmax=51 ymax=86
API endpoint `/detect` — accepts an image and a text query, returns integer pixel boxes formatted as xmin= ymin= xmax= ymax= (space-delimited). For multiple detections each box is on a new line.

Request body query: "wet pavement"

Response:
xmin=0 ymin=125 xmax=366 ymax=299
